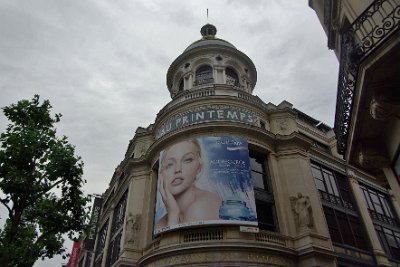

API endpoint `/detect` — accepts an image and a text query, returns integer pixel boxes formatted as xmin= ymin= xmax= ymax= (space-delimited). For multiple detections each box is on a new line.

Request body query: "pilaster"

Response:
xmin=271 ymin=149 xmax=335 ymax=266
xmin=347 ymin=170 xmax=391 ymax=266
xmin=383 ymin=167 xmax=400 ymax=204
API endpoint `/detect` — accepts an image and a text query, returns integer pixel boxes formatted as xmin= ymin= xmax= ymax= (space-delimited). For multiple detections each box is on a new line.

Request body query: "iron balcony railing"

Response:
xmin=334 ymin=0 xmax=400 ymax=155
xmin=319 ymin=190 xmax=355 ymax=210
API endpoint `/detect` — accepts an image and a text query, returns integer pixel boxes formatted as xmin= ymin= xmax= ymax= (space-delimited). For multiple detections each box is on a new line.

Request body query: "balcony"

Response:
xmin=334 ymin=0 xmax=400 ymax=155
xmin=141 ymin=227 xmax=293 ymax=266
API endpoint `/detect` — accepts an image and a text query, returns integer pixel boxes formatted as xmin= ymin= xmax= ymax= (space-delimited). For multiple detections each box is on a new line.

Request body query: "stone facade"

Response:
xmin=78 ymin=20 xmax=400 ymax=267
xmin=309 ymin=0 xmax=400 ymax=266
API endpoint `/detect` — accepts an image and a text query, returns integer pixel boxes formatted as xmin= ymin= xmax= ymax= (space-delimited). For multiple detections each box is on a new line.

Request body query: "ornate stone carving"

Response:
xmin=290 ymin=193 xmax=313 ymax=230
xmin=370 ymin=95 xmax=400 ymax=120
xmin=358 ymin=147 xmax=389 ymax=169
xmin=125 ymin=213 xmax=141 ymax=247
xmin=278 ymin=119 xmax=288 ymax=133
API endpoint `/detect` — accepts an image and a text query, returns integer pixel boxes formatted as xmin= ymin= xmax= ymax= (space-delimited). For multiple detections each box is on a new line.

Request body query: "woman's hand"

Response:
xmin=159 ymin=174 xmax=180 ymax=225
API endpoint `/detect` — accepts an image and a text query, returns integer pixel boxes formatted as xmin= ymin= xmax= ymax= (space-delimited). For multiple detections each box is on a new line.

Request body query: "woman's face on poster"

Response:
xmin=161 ymin=141 xmax=202 ymax=195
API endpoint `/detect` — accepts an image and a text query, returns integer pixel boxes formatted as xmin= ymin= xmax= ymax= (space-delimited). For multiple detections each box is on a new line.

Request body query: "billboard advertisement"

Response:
xmin=83 ymin=196 xmax=103 ymax=250
xmin=67 ymin=241 xmax=81 ymax=267
xmin=154 ymin=136 xmax=257 ymax=235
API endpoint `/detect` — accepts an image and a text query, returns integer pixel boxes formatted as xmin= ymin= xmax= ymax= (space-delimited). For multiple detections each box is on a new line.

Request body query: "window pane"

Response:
xmin=314 ymin=178 xmax=325 ymax=191
xmin=349 ymin=216 xmax=368 ymax=250
xmin=252 ymin=171 xmax=265 ymax=189
xmin=326 ymin=173 xmax=339 ymax=196
xmin=250 ymin=156 xmax=263 ymax=173
xmin=371 ymin=193 xmax=384 ymax=214
xmin=337 ymin=211 xmax=355 ymax=246
xmin=362 ymin=189 xmax=373 ymax=210
xmin=256 ymin=200 xmax=275 ymax=231
xmin=379 ymin=193 xmax=394 ymax=218
xmin=323 ymin=207 xmax=341 ymax=243
xmin=311 ymin=166 xmax=323 ymax=180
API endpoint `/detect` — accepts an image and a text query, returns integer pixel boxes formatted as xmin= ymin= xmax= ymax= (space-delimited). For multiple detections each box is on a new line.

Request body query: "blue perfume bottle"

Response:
xmin=219 ymin=196 xmax=253 ymax=221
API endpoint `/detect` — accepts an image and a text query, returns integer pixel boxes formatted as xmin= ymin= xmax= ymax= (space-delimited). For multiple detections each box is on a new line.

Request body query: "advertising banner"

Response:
xmin=83 ymin=196 xmax=103 ymax=250
xmin=154 ymin=136 xmax=257 ymax=235
xmin=67 ymin=241 xmax=81 ymax=267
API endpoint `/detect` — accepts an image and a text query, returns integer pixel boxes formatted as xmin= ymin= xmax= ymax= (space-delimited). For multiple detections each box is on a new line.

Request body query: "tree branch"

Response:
xmin=43 ymin=177 xmax=67 ymax=194
xmin=25 ymin=177 xmax=67 ymax=207
xmin=0 ymin=198 xmax=11 ymax=213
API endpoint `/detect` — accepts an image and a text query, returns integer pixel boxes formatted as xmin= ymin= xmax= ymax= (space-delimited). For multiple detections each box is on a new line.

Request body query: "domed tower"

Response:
xmin=166 ymin=24 xmax=257 ymax=98
xmin=92 ymin=24 xmax=346 ymax=267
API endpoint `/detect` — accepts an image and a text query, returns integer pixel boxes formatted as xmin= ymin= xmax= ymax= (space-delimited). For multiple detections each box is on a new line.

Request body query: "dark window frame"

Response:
xmin=311 ymin=162 xmax=370 ymax=252
xmin=311 ymin=163 xmax=354 ymax=210
xmin=376 ymin=224 xmax=400 ymax=261
xmin=360 ymin=184 xmax=398 ymax=227
xmin=178 ymin=78 xmax=184 ymax=92
xmin=107 ymin=190 xmax=128 ymax=267
xmin=225 ymin=67 xmax=239 ymax=86
xmin=249 ymin=149 xmax=277 ymax=232
xmin=94 ymin=219 xmax=110 ymax=267
xmin=360 ymin=184 xmax=400 ymax=261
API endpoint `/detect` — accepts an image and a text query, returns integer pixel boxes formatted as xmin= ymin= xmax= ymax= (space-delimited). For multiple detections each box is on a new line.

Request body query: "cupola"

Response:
xmin=166 ymin=24 xmax=257 ymax=98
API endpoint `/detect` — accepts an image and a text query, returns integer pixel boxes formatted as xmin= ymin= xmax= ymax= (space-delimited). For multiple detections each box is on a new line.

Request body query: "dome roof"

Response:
xmin=184 ymin=38 xmax=236 ymax=52
xmin=167 ymin=23 xmax=257 ymax=95
xmin=184 ymin=24 xmax=236 ymax=52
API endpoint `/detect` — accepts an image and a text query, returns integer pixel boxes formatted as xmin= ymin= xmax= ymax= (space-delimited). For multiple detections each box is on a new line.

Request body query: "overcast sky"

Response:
xmin=0 ymin=0 xmax=338 ymax=266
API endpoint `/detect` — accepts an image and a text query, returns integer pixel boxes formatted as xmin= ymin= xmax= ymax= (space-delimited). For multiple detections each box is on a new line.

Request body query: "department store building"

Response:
xmin=78 ymin=16 xmax=400 ymax=267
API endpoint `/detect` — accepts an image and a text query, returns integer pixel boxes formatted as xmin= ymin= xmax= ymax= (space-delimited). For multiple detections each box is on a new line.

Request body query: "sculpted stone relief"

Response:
xmin=290 ymin=192 xmax=313 ymax=230
xmin=370 ymin=95 xmax=400 ymax=120
xmin=145 ymin=251 xmax=290 ymax=267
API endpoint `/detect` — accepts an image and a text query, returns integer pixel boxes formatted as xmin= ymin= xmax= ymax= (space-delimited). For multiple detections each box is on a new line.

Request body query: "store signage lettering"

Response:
xmin=156 ymin=106 xmax=258 ymax=138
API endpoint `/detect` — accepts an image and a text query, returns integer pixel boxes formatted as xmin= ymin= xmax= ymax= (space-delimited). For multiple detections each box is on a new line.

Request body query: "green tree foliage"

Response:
xmin=0 ymin=95 xmax=90 ymax=267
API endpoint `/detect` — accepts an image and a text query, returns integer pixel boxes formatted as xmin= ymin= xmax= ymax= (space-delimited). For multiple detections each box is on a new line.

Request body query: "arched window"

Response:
xmin=195 ymin=65 xmax=213 ymax=86
xmin=226 ymin=67 xmax=239 ymax=86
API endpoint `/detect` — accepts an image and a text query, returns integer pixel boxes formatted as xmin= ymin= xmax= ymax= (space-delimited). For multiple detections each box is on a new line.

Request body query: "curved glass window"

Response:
xmin=195 ymin=65 xmax=213 ymax=86
xmin=226 ymin=67 xmax=239 ymax=86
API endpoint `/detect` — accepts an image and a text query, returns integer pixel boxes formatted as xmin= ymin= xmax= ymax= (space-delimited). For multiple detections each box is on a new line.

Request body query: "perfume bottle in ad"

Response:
xmin=219 ymin=196 xmax=254 ymax=221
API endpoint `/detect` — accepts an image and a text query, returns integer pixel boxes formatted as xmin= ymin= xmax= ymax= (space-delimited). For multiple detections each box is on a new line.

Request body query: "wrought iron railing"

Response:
xmin=194 ymin=77 xmax=214 ymax=86
xmin=226 ymin=76 xmax=239 ymax=87
xmin=369 ymin=209 xmax=399 ymax=226
xmin=182 ymin=229 xmax=224 ymax=242
xmin=334 ymin=0 xmax=400 ymax=155
xmin=319 ymin=190 xmax=355 ymax=210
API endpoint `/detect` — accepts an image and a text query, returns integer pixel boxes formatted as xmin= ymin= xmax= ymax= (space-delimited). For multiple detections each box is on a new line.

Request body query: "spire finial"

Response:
xmin=207 ymin=8 xmax=209 ymax=21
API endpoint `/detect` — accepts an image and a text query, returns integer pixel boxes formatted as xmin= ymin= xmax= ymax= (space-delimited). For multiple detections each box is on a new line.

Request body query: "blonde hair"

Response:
xmin=160 ymin=138 xmax=202 ymax=171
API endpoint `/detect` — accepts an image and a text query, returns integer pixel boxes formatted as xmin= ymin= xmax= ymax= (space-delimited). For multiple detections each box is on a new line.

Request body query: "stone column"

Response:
xmin=389 ymin=189 xmax=400 ymax=222
xmin=383 ymin=167 xmax=400 ymax=205
xmin=347 ymin=171 xmax=390 ymax=266
xmin=214 ymin=66 xmax=224 ymax=84
xmin=186 ymin=72 xmax=193 ymax=90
